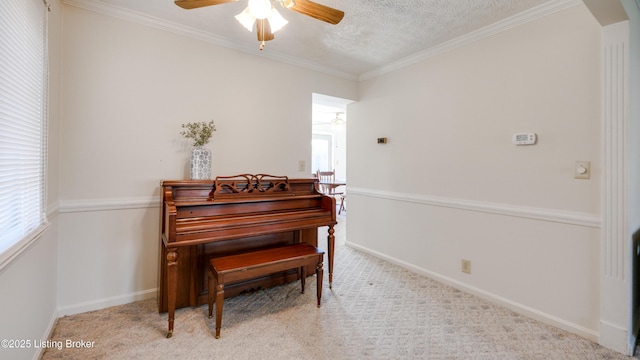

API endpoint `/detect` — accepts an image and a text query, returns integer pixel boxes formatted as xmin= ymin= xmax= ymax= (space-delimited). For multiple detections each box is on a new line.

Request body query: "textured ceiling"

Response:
xmin=70 ymin=0 xmax=564 ymax=79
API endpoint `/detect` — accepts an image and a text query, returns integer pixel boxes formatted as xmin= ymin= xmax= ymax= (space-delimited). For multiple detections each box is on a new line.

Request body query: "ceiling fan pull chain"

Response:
xmin=259 ymin=18 xmax=265 ymax=50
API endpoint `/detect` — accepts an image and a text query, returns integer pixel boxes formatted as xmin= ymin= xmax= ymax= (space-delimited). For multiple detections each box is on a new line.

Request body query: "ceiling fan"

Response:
xmin=314 ymin=112 xmax=345 ymax=125
xmin=174 ymin=0 xmax=344 ymax=50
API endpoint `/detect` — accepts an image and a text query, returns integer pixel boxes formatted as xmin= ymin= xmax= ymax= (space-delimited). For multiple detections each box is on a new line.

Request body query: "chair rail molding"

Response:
xmin=348 ymin=187 xmax=601 ymax=228
xmin=59 ymin=197 xmax=160 ymax=213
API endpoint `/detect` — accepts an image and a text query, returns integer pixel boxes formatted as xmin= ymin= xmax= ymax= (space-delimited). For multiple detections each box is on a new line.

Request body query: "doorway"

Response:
xmin=311 ymin=93 xmax=350 ymax=180
xmin=312 ymin=93 xmax=351 ymax=219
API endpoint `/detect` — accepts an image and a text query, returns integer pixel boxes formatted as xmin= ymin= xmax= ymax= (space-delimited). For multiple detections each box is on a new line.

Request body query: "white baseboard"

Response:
xmin=599 ymin=320 xmax=629 ymax=355
xmin=31 ymin=289 xmax=155 ymax=359
xmin=57 ymin=288 xmax=157 ymax=317
xmin=32 ymin=309 xmax=60 ymax=360
xmin=345 ymin=240 xmax=600 ymax=343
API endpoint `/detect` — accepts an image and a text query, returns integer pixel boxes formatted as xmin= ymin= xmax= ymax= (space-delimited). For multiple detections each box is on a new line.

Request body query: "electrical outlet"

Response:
xmin=298 ymin=160 xmax=305 ymax=172
xmin=461 ymin=259 xmax=471 ymax=274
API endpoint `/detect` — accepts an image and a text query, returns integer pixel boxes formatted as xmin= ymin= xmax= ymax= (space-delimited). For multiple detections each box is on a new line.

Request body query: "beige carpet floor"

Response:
xmin=43 ymin=215 xmax=633 ymax=359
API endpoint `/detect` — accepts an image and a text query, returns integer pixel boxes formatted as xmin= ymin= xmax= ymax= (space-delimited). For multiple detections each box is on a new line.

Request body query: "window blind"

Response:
xmin=0 ymin=0 xmax=48 ymax=259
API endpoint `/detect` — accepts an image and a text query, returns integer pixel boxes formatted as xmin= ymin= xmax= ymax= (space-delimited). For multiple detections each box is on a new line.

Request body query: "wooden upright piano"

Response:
xmin=158 ymin=174 xmax=337 ymax=337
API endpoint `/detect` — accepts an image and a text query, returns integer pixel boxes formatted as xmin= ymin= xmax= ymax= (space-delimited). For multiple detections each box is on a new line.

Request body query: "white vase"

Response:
xmin=190 ymin=146 xmax=211 ymax=180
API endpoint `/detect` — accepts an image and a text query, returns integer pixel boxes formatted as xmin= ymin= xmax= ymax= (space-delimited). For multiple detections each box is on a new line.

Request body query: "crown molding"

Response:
xmin=61 ymin=0 xmax=358 ymax=81
xmin=358 ymin=0 xmax=582 ymax=81
xmin=61 ymin=0 xmax=581 ymax=82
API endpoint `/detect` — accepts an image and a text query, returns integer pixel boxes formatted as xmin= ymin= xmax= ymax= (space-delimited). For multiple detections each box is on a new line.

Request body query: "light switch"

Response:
xmin=575 ymin=161 xmax=590 ymax=180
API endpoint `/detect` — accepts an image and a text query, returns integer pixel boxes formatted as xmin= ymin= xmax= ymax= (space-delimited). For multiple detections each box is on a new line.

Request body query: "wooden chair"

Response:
xmin=316 ymin=170 xmax=345 ymax=214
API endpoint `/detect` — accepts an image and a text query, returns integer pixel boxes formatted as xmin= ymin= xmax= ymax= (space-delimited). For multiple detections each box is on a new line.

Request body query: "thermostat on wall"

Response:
xmin=512 ymin=133 xmax=537 ymax=145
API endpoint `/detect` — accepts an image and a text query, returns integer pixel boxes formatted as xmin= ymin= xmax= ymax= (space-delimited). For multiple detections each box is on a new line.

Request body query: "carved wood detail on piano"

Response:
xmin=158 ymin=176 xmax=337 ymax=338
xmin=213 ymin=174 xmax=290 ymax=198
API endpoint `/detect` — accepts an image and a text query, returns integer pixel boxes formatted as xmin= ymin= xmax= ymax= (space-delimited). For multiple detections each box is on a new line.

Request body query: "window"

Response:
xmin=312 ymin=133 xmax=333 ymax=173
xmin=0 ymin=0 xmax=49 ymax=267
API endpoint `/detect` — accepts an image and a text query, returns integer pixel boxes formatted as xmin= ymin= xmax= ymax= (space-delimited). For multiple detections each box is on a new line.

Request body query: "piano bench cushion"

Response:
xmin=207 ymin=243 xmax=324 ymax=339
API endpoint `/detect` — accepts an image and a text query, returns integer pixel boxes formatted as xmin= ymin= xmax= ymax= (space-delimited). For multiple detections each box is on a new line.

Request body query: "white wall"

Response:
xmin=347 ymin=3 xmax=603 ymax=341
xmin=0 ymin=221 xmax=59 ymax=360
xmin=0 ymin=0 xmax=63 ymax=359
xmin=56 ymin=5 xmax=357 ymax=313
xmin=2 ymin=1 xmax=635 ymax=358
xmin=621 ymin=0 xmax=640 ymax=352
xmin=625 ymin=1 xmax=640 ymax=233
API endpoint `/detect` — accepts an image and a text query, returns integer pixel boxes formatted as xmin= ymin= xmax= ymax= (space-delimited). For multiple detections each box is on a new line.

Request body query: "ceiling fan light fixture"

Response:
xmin=234 ymin=7 xmax=256 ymax=31
xmin=179 ymin=0 xmax=342 ymax=50
xmin=268 ymin=8 xmax=288 ymax=33
xmin=280 ymin=0 xmax=295 ymax=9
xmin=236 ymin=3 xmax=288 ymax=34
xmin=247 ymin=0 xmax=272 ymax=19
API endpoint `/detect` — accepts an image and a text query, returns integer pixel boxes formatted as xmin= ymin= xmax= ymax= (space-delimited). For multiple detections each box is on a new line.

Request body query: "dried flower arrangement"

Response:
xmin=180 ymin=120 xmax=216 ymax=147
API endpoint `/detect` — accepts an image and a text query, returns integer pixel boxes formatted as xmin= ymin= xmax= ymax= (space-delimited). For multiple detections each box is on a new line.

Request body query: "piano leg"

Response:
xmin=215 ymin=283 xmax=224 ymax=339
xmin=207 ymin=270 xmax=214 ymax=319
xmin=327 ymin=226 xmax=335 ymax=289
xmin=166 ymin=248 xmax=179 ymax=338
xmin=316 ymin=261 xmax=323 ymax=307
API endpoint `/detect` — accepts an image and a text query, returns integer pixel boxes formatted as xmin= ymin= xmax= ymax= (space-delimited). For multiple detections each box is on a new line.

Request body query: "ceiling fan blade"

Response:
xmin=174 ymin=0 xmax=238 ymax=10
xmin=290 ymin=0 xmax=344 ymax=25
xmin=257 ymin=19 xmax=275 ymax=42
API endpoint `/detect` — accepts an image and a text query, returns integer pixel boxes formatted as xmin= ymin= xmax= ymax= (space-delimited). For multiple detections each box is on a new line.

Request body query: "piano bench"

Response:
xmin=207 ymin=243 xmax=324 ymax=339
